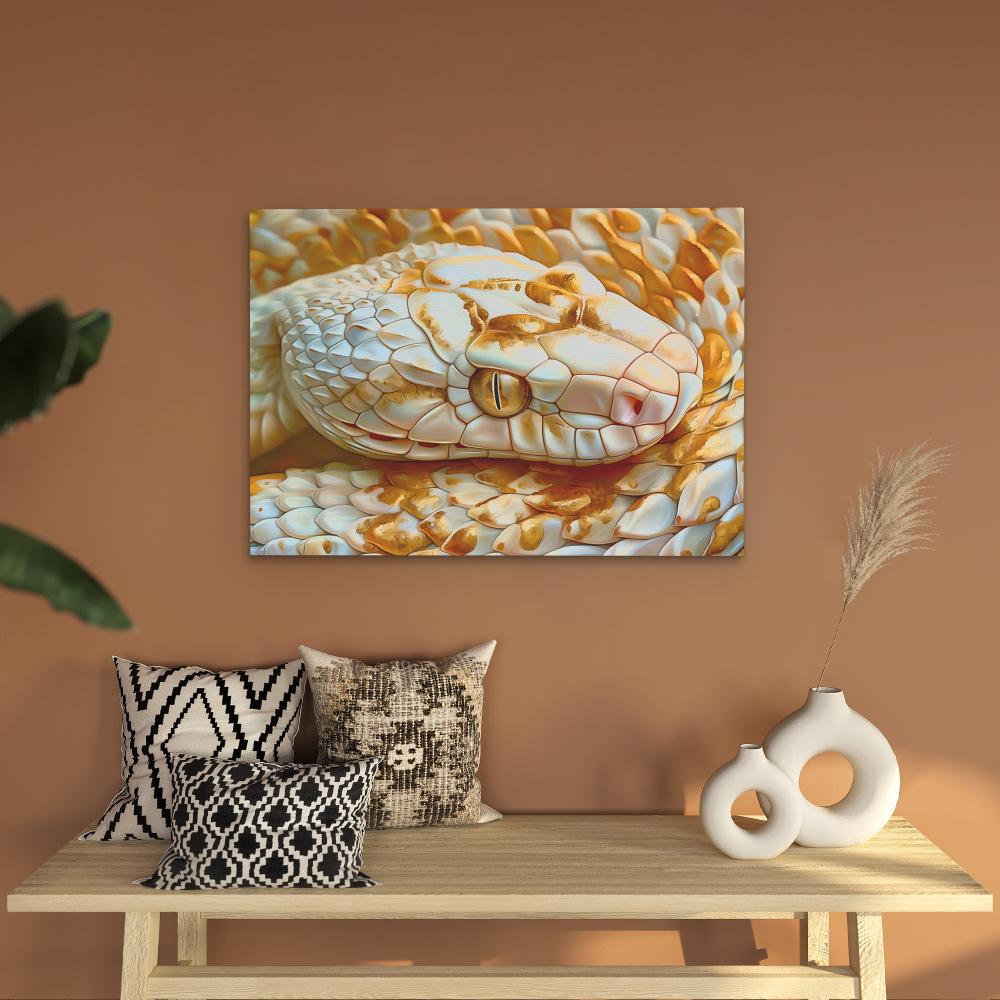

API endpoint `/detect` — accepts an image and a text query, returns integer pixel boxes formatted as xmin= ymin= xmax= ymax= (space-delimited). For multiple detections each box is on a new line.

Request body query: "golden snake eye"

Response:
xmin=469 ymin=368 xmax=531 ymax=418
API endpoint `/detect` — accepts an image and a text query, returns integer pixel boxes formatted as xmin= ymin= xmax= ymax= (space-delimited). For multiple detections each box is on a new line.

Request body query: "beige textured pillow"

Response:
xmin=300 ymin=642 xmax=500 ymax=829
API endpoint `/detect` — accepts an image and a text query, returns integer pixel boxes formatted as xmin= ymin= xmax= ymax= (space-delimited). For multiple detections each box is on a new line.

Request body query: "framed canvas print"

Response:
xmin=249 ymin=209 xmax=744 ymax=557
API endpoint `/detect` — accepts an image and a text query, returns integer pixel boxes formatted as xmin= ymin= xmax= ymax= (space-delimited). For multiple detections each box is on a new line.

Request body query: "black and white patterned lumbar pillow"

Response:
xmin=138 ymin=754 xmax=381 ymax=890
xmin=83 ymin=656 xmax=306 ymax=842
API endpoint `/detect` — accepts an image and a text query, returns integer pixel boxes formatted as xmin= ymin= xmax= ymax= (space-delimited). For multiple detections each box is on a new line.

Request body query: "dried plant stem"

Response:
xmin=816 ymin=600 xmax=848 ymax=689
xmin=815 ymin=442 xmax=949 ymax=690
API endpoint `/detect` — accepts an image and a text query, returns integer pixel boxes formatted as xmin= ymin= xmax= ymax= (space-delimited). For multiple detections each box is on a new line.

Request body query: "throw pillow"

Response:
xmin=83 ymin=655 xmax=306 ymax=841
xmin=138 ymin=754 xmax=380 ymax=889
xmin=299 ymin=641 xmax=498 ymax=829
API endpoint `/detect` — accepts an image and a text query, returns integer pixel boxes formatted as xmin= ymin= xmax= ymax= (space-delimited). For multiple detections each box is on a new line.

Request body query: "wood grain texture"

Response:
xmin=145 ymin=964 xmax=861 ymax=1000
xmin=7 ymin=816 xmax=991 ymax=917
xmin=204 ymin=909 xmax=806 ymax=921
xmin=801 ymin=911 xmax=830 ymax=966
xmin=848 ymin=912 xmax=886 ymax=1000
xmin=176 ymin=912 xmax=206 ymax=966
xmin=120 ymin=912 xmax=159 ymax=1000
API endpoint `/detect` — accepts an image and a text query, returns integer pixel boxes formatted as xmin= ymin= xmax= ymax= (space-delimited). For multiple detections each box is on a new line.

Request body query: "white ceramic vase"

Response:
xmin=699 ymin=744 xmax=803 ymax=860
xmin=762 ymin=686 xmax=899 ymax=848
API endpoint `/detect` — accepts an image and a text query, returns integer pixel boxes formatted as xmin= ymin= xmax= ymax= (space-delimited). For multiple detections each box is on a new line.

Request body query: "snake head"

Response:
xmin=273 ymin=245 xmax=704 ymax=465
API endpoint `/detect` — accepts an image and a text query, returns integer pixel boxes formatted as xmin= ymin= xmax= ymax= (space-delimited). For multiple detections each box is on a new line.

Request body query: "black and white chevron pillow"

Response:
xmin=83 ymin=656 xmax=305 ymax=841
xmin=138 ymin=754 xmax=380 ymax=890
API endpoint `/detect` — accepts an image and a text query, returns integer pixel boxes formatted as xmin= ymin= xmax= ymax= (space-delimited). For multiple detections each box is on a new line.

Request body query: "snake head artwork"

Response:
xmin=249 ymin=209 xmax=744 ymax=557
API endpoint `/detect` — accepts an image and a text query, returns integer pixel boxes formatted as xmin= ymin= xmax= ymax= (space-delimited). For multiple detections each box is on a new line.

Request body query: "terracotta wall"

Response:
xmin=2 ymin=2 xmax=998 ymax=996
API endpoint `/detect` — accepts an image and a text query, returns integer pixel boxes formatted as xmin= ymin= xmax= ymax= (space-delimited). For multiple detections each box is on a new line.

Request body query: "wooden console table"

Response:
xmin=7 ymin=815 xmax=991 ymax=1000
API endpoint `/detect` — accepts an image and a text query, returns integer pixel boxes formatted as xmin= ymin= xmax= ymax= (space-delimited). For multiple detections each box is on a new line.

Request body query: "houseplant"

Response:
xmin=0 ymin=297 xmax=131 ymax=629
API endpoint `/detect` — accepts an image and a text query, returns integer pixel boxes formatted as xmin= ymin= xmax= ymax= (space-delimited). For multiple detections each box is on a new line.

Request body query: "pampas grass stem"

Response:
xmin=815 ymin=442 xmax=949 ymax=689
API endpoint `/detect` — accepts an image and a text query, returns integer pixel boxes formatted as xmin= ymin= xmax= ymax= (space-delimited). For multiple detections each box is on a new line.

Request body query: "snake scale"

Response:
xmin=249 ymin=208 xmax=744 ymax=556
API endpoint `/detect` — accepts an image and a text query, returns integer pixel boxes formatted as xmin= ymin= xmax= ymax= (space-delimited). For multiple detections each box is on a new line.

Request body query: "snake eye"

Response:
xmin=469 ymin=368 xmax=531 ymax=417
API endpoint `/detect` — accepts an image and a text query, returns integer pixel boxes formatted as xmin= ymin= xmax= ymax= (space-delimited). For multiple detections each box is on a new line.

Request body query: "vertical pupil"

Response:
xmin=469 ymin=368 xmax=530 ymax=417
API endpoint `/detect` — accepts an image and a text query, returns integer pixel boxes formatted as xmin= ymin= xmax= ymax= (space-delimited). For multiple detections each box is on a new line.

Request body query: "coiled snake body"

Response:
xmin=249 ymin=208 xmax=744 ymax=556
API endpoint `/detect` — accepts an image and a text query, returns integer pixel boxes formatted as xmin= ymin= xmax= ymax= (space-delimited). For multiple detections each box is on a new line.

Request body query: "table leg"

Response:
xmin=848 ymin=912 xmax=887 ymax=1000
xmin=800 ymin=911 xmax=830 ymax=967
xmin=120 ymin=912 xmax=160 ymax=1000
xmin=177 ymin=912 xmax=207 ymax=966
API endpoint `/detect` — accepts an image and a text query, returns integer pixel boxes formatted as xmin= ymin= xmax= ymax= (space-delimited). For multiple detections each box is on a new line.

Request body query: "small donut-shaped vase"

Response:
xmin=763 ymin=687 xmax=899 ymax=848
xmin=699 ymin=744 xmax=803 ymax=860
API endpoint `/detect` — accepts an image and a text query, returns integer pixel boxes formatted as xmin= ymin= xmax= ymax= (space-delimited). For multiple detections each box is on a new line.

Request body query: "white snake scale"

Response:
xmin=249 ymin=208 xmax=744 ymax=556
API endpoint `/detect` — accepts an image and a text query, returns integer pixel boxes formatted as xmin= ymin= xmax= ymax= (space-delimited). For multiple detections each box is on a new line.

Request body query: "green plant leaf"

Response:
xmin=0 ymin=301 xmax=79 ymax=432
xmin=0 ymin=523 xmax=132 ymax=629
xmin=66 ymin=309 xmax=111 ymax=385
xmin=0 ymin=297 xmax=13 ymax=330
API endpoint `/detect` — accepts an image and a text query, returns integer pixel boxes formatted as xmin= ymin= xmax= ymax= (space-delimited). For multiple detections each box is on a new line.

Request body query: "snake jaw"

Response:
xmin=267 ymin=244 xmax=704 ymax=466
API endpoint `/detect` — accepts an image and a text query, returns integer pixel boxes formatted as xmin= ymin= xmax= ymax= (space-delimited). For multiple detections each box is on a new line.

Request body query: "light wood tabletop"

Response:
xmin=8 ymin=814 xmax=991 ymax=918
xmin=7 ymin=815 xmax=991 ymax=1000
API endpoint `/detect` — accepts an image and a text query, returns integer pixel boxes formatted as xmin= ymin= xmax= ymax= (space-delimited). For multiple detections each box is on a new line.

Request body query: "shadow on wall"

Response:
xmin=203 ymin=917 xmax=766 ymax=969
xmin=894 ymin=944 xmax=1000 ymax=998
